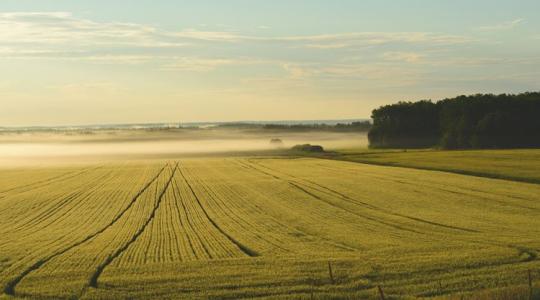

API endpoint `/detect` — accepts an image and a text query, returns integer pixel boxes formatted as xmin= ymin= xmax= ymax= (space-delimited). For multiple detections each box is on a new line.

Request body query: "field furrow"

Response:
xmin=0 ymin=163 xmax=168 ymax=298
xmin=1 ymin=157 xmax=538 ymax=299
xmin=0 ymin=166 xmax=100 ymax=198
xmin=88 ymin=163 xmax=178 ymax=289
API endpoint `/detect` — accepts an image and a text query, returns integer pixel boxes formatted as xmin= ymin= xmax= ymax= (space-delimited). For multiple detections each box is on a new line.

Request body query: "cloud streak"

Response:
xmin=0 ymin=11 xmax=482 ymax=83
xmin=0 ymin=12 xmax=472 ymax=59
xmin=382 ymin=52 xmax=423 ymax=63
xmin=476 ymin=18 xmax=525 ymax=31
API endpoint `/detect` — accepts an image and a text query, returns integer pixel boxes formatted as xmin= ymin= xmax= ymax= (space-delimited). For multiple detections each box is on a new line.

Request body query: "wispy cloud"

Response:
xmin=0 ymin=12 xmax=191 ymax=47
xmin=426 ymin=56 xmax=540 ymax=67
xmin=171 ymin=29 xmax=243 ymax=42
xmin=281 ymin=63 xmax=319 ymax=79
xmin=161 ymin=57 xmax=240 ymax=72
xmin=476 ymin=18 xmax=525 ymax=31
xmin=305 ymin=43 xmax=351 ymax=49
xmin=0 ymin=12 xmax=472 ymax=50
xmin=0 ymin=11 xmax=475 ymax=77
xmin=272 ymin=32 xmax=472 ymax=50
xmin=276 ymin=32 xmax=470 ymax=44
xmin=382 ymin=52 xmax=423 ymax=63
xmin=279 ymin=62 xmax=423 ymax=85
xmin=0 ymin=47 xmax=154 ymax=64
xmin=50 ymin=82 xmax=125 ymax=96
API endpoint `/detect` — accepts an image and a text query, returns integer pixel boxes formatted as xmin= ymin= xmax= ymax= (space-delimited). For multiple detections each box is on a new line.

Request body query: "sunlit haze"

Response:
xmin=1 ymin=0 xmax=539 ymax=126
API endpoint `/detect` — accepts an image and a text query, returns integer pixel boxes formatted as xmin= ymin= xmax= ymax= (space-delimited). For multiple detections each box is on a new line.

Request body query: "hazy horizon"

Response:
xmin=0 ymin=118 xmax=369 ymax=129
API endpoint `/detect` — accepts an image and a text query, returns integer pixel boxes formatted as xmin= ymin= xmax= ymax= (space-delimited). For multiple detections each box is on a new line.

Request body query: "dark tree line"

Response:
xmin=217 ymin=121 xmax=372 ymax=132
xmin=368 ymin=92 xmax=540 ymax=149
xmin=262 ymin=121 xmax=371 ymax=132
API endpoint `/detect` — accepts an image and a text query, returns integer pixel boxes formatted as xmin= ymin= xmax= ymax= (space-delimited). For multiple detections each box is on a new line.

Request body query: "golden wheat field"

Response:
xmin=0 ymin=157 xmax=539 ymax=299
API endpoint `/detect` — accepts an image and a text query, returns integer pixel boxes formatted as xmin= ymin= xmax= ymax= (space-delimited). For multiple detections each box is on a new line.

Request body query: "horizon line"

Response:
xmin=0 ymin=118 xmax=371 ymax=130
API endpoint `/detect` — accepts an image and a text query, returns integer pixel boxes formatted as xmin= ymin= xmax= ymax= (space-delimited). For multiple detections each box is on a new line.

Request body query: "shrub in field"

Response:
xmin=291 ymin=144 xmax=324 ymax=152
xmin=269 ymin=138 xmax=284 ymax=148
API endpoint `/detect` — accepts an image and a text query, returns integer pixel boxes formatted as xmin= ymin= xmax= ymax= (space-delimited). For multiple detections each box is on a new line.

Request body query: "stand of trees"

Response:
xmin=368 ymin=92 xmax=540 ymax=149
xmin=218 ymin=121 xmax=372 ymax=132
xmin=261 ymin=121 xmax=371 ymax=132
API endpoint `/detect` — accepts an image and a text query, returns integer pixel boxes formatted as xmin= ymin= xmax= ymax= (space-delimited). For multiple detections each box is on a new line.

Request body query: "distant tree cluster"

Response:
xmin=368 ymin=92 xmax=540 ymax=149
xmin=262 ymin=121 xmax=371 ymax=132
xmin=216 ymin=121 xmax=371 ymax=132
xmin=291 ymin=144 xmax=325 ymax=152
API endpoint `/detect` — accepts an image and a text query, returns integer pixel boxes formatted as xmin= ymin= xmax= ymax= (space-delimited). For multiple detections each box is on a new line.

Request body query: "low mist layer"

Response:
xmin=0 ymin=128 xmax=367 ymax=166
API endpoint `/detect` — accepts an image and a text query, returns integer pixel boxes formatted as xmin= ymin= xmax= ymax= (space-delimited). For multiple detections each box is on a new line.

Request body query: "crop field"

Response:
xmin=332 ymin=149 xmax=540 ymax=184
xmin=0 ymin=157 xmax=539 ymax=299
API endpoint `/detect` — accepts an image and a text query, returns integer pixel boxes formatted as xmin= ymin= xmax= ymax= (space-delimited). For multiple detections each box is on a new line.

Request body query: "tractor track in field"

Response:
xmin=0 ymin=169 xmax=139 ymax=254
xmin=0 ymin=167 xmax=108 ymax=220
xmin=299 ymin=169 xmax=540 ymax=262
xmin=183 ymin=161 xmax=301 ymax=254
xmin=377 ymin=175 xmax=540 ymax=212
xmin=169 ymin=176 xmax=204 ymax=260
xmin=289 ymin=173 xmax=480 ymax=234
xmin=170 ymin=176 xmax=214 ymax=260
xmin=2 ymin=163 xmax=169 ymax=297
xmin=511 ymin=245 xmax=538 ymax=262
xmin=3 ymin=158 xmax=538 ymax=299
xmin=248 ymin=160 xmax=479 ymax=234
xmin=0 ymin=165 xmax=103 ymax=200
xmin=8 ymin=189 xmax=87 ymax=234
xmin=188 ymin=169 xmax=293 ymax=254
xmin=247 ymin=160 xmax=540 ymax=265
xmin=240 ymin=160 xmax=426 ymax=235
xmin=7 ymin=168 xmax=118 ymax=235
xmin=196 ymin=160 xmax=325 ymax=254
xmin=223 ymin=159 xmax=359 ymax=252
xmin=319 ymin=162 xmax=539 ymax=213
xmin=177 ymin=163 xmax=259 ymax=257
xmin=87 ymin=163 xmax=178 ymax=289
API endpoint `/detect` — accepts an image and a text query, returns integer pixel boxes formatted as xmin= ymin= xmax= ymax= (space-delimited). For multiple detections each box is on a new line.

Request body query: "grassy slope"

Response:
xmin=327 ymin=149 xmax=540 ymax=184
xmin=0 ymin=158 xmax=539 ymax=299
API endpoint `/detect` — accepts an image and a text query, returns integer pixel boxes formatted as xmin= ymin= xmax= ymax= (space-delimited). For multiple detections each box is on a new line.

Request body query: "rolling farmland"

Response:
xmin=0 ymin=158 xmax=539 ymax=299
xmin=332 ymin=149 xmax=540 ymax=184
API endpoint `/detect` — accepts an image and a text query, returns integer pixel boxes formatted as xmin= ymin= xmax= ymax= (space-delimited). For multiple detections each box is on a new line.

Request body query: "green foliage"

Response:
xmin=291 ymin=144 xmax=325 ymax=152
xmin=368 ymin=92 xmax=540 ymax=149
xmin=369 ymin=100 xmax=439 ymax=148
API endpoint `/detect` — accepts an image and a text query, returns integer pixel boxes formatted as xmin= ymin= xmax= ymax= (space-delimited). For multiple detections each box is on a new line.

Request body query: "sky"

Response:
xmin=1 ymin=0 xmax=539 ymax=126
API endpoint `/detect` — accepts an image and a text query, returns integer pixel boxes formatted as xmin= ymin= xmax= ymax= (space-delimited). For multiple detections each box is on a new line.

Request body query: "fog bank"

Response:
xmin=0 ymin=129 xmax=367 ymax=166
